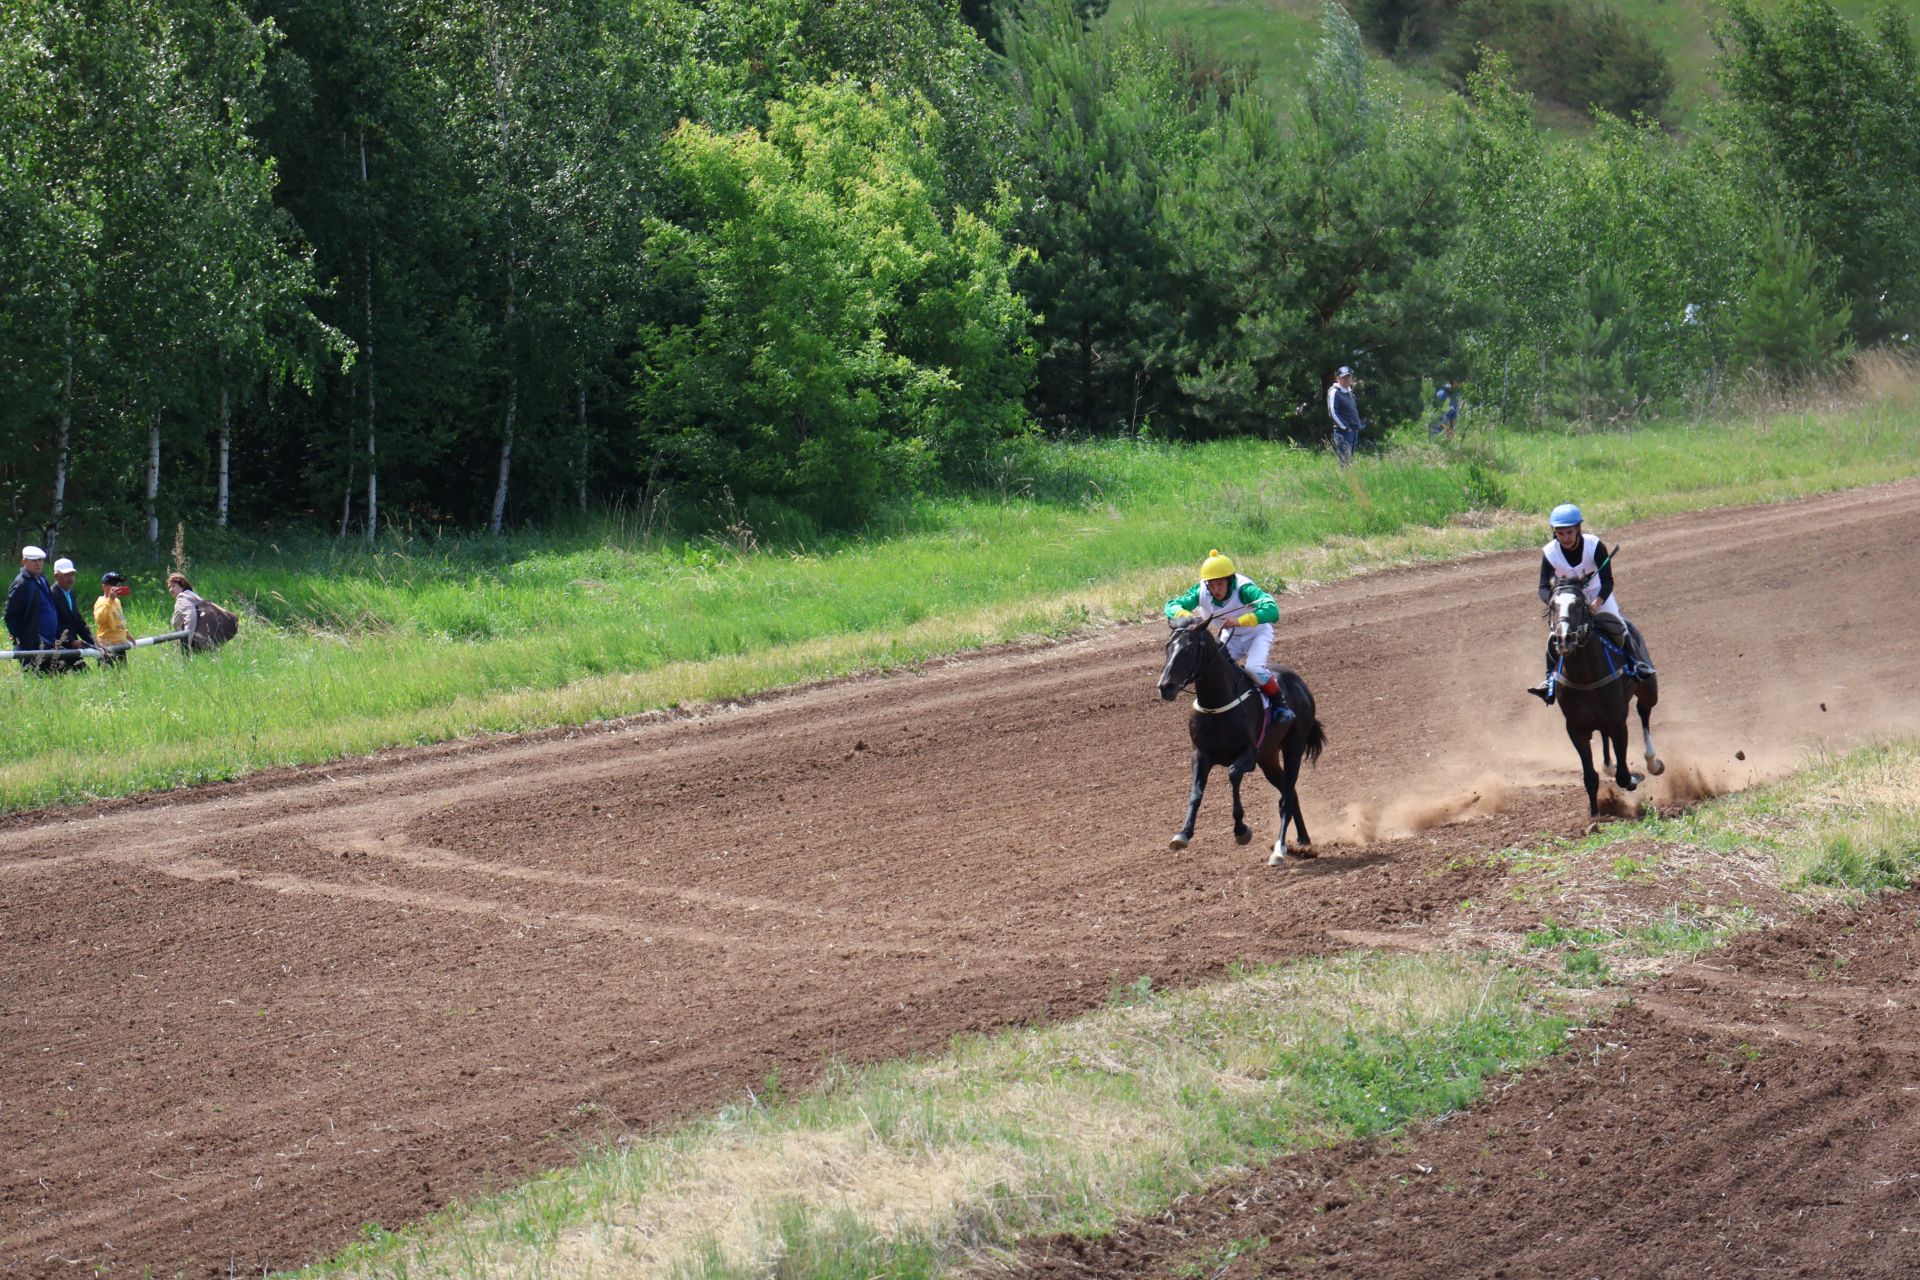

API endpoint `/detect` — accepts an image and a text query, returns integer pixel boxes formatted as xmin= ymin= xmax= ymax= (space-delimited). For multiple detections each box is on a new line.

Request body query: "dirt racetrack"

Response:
xmin=4 ymin=480 xmax=1920 ymax=1275
xmin=1008 ymin=888 xmax=1920 ymax=1279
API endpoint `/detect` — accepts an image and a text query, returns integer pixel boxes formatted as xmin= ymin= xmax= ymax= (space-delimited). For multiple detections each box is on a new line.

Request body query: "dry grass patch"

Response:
xmin=1440 ymin=737 xmax=1920 ymax=989
xmin=298 ymin=954 xmax=1562 ymax=1280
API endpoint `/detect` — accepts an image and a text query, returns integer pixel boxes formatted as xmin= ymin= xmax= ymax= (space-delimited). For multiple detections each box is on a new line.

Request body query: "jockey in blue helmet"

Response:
xmin=1528 ymin=504 xmax=1656 ymax=704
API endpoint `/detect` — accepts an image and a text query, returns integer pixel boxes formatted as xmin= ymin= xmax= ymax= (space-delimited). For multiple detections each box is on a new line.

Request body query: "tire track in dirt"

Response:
xmin=4 ymin=480 xmax=1920 ymax=1275
xmin=1006 ymin=891 xmax=1920 ymax=1280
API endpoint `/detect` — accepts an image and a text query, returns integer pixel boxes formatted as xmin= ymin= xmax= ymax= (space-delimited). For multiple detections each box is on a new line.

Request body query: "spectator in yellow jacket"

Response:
xmin=93 ymin=571 xmax=131 ymax=666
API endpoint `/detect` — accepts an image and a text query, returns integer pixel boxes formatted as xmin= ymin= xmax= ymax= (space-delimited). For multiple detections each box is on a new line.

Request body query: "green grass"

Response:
xmin=1128 ymin=0 xmax=1920 ymax=131
xmin=1542 ymin=737 xmax=1920 ymax=898
xmin=1487 ymin=737 xmax=1920 ymax=988
xmin=5 ymin=388 xmax=1917 ymax=815
xmin=1115 ymin=0 xmax=1436 ymax=108
xmin=290 ymin=951 xmax=1564 ymax=1280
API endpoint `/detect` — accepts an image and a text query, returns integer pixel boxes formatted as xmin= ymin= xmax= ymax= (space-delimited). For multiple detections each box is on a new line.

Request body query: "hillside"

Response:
xmin=1124 ymin=0 xmax=1920 ymax=125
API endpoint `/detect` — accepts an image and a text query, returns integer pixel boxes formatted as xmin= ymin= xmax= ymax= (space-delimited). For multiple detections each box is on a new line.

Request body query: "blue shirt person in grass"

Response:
xmin=1432 ymin=380 xmax=1459 ymax=439
xmin=5 ymin=546 xmax=60 ymax=675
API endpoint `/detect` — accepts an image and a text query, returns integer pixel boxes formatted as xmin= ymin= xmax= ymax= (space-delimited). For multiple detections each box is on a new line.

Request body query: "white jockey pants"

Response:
xmin=1222 ymin=622 xmax=1273 ymax=686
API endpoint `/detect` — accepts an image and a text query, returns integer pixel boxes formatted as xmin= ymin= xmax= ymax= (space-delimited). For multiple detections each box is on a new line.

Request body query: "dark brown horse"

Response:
xmin=1157 ymin=617 xmax=1325 ymax=865
xmin=1546 ymin=572 xmax=1663 ymax=819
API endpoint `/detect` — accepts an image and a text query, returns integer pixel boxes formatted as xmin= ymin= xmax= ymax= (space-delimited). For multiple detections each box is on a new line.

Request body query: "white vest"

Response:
xmin=1190 ymin=574 xmax=1274 ymax=634
xmin=1543 ymin=534 xmax=1622 ymax=619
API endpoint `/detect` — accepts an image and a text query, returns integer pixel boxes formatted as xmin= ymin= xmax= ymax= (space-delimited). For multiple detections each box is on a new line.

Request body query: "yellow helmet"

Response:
xmin=1199 ymin=549 xmax=1235 ymax=580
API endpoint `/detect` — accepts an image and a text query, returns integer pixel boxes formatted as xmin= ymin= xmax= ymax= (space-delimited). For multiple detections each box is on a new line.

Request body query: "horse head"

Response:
xmin=1547 ymin=573 xmax=1594 ymax=656
xmin=1158 ymin=614 xmax=1217 ymax=701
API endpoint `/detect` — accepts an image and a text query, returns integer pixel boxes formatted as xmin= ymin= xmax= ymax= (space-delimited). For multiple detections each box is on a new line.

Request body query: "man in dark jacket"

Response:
xmin=1327 ymin=367 xmax=1364 ymax=468
xmin=48 ymin=556 xmax=96 ymax=672
xmin=5 ymin=545 xmax=60 ymax=675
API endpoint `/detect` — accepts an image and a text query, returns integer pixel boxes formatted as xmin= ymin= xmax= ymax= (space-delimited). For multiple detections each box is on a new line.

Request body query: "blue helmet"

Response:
xmin=1549 ymin=503 xmax=1583 ymax=528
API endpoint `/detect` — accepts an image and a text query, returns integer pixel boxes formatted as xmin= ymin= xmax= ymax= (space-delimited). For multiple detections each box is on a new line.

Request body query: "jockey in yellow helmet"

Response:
xmin=1165 ymin=549 xmax=1292 ymax=721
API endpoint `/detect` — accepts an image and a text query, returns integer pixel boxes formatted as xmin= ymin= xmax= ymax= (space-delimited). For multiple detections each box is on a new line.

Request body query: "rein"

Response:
xmin=1193 ymin=688 xmax=1257 ymax=715
xmin=1166 ymin=623 xmax=1258 ymax=714
xmin=1547 ymin=585 xmax=1632 ymax=692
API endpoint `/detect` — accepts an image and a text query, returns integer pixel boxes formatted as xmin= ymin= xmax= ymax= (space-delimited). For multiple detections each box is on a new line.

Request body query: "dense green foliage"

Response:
xmin=1715 ymin=0 xmax=1920 ymax=346
xmin=1 ymin=0 xmax=1913 ymax=552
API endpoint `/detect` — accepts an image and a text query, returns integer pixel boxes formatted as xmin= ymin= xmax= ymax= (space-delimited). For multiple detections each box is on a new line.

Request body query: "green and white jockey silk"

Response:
xmin=1165 ymin=573 xmax=1281 ymax=686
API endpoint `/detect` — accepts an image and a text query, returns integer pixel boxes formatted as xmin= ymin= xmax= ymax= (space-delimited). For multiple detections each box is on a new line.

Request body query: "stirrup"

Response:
xmin=1527 ymin=682 xmax=1555 ymax=705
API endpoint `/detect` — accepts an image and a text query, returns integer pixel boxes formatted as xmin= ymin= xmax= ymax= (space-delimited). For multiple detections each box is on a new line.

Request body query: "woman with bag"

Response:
xmin=167 ymin=573 xmax=239 ymax=651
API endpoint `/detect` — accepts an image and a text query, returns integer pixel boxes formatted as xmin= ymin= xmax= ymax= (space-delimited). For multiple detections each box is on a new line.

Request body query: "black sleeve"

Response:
xmin=53 ymin=592 xmax=92 ymax=645
xmin=3 ymin=577 xmax=25 ymax=639
xmin=1593 ymin=541 xmax=1614 ymax=602
xmin=1537 ymin=554 xmax=1554 ymax=603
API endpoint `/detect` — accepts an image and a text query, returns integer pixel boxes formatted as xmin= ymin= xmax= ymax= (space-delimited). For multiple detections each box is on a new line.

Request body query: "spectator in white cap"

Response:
xmin=49 ymin=556 xmax=96 ymax=671
xmin=6 ymin=546 xmax=60 ymax=674
xmin=1327 ymin=366 xmax=1365 ymax=468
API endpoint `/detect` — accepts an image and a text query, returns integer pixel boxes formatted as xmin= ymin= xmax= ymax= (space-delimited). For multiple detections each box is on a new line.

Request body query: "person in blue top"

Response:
xmin=1527 ymin=504 xmax=1656 ymax=704
xmin=1327 ymin=367 xmax=1364 ymax=467
xmin=1431 ymin=379 xmax=1459 ymax=439
xmin=5 ymin=545 xmax=61 ymax=675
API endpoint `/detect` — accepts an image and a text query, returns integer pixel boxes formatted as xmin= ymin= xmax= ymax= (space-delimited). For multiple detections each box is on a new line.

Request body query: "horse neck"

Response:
xmin=1193 ymin=635 xmax=1248 ymax=705
xmin=1557 ymin=620 xmax=1611 ymax=682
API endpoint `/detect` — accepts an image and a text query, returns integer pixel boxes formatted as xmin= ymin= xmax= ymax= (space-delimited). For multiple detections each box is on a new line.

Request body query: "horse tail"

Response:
xmin=1281 ymin=669 xmax=1326 ymax=764
xmin=1298 ymin=711 xmax=1326 ymax=765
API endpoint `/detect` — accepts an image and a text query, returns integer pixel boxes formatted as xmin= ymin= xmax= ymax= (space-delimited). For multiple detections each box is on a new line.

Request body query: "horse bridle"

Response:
xmin=1546 ymin=581 xmax=1592 ymax=657
xmin=1164 ymin=621 xmax=1257 ymax=714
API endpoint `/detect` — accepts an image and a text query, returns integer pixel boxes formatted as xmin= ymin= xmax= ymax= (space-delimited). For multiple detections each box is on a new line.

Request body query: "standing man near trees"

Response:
xmin=49 ymin=557 xmax=97 ymax=672
xmin=5 ymin=547 xmax=60 ymax=675
xmin=1328 ymin=367 xmax=1364 ymax=467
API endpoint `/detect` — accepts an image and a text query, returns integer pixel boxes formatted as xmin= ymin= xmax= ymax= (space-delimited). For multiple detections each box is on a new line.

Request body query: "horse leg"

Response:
xmin=1259 ymin=757 xmax=1290 ymax=865
xmin=1602 ymin=732 xmax=1612 ymax=771
xmin=1170 ymin=750 xmax=1209 ymax=851
xmin=1638 ymin=689 xmax=1664 ymax=777
xmin=1227 ymin=746 xmax=1257 ymax=846
xmin=1568 ymin=722 xmax=1601 ymax=821
xmin=1611 ymin=722 xmax=1637 ymax=792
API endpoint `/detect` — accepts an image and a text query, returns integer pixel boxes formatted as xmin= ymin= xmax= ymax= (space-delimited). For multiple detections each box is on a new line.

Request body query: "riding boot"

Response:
xmin=1261 ymin=676 xmax=1295 ymax=724
xmin=1528 ymin=653 xmax=1555 ymax=704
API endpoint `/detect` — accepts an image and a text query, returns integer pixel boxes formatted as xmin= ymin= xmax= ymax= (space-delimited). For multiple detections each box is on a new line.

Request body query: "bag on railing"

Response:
xmin=191 ymin=599 xmax=240 ymax=649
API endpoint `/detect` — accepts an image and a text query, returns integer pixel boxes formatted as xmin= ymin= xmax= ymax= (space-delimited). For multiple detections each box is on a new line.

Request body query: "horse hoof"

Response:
xmin=1624 ymin=773 xmax=1642 ymax=790
xmin=1234 ymin=826 xmax=1253 ymax=846
xmin=1293 ymin=843 xmax=1318 ymax=859
xmin=1169 ymin=834 xmax=1191 ymax=851
xmin=1647 ymin=757 xmax=1666 ymax=776
xmin=1267 ymin=848 xmax=1287 ymax=867
xmin=1586 ymin=820 xmax=1603 ymax=835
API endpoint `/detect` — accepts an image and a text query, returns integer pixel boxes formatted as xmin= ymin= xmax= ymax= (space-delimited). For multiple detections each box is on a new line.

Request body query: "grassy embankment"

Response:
xmin=1125 ymin=0 xmax=1920 ymax=129
xmin=293 ymin=736 xmax=1920 ymax=1279
xmin=2 ymin=384 xmax=1917 ymax=815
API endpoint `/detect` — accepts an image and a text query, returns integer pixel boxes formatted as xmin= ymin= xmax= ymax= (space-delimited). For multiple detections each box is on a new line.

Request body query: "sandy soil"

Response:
xmin=4 ymin=479 xmax=1918 ymax=1276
